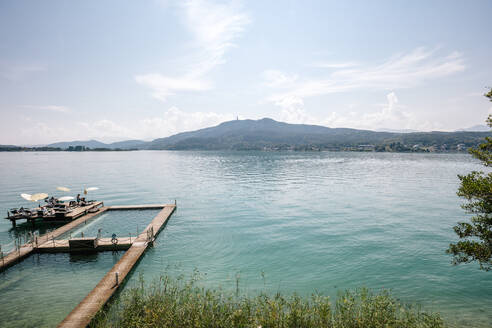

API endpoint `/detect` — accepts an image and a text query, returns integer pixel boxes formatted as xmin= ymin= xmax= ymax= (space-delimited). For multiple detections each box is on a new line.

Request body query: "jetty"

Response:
xmin=0 ymin=205 xmax=108 ymax=271
xmin=0 ymin=202 xmax=176 ymax=328
xmin=58 ymin=205 xmax=176 ymax=328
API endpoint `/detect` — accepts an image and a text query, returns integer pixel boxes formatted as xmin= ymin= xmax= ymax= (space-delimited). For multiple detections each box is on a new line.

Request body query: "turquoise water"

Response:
xmin=0 ymin=252 xmax=123 ymax=328
xmin=0 ymin=151 xmax=491 ymax=327
xmin=56 ymin=209 xmax=161 ymax=239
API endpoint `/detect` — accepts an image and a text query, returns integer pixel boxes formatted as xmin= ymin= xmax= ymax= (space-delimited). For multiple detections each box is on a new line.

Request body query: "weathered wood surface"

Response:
xmin=36 ymin=237 xmax=134 ymax=253
xmin=65 ymin=202 xmax=104 ymax=219
xmin=57 ymin=205 xmax=176 ymax=328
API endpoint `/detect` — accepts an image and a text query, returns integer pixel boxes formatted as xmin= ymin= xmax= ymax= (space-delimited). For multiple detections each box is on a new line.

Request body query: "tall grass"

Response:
xmin=92 ymin=273 xmax=445 ymax=328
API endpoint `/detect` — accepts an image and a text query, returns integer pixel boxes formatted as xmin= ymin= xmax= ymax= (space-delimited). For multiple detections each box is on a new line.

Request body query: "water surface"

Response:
xmin=0 ymin=151 xmax=491 ymax=327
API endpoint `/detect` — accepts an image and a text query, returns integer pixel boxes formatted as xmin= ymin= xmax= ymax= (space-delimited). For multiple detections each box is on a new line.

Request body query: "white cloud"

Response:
xmin=135 ymin=74 xmax=211 ymax=101
xmin=311 ymin=61 xmax=359 ymax=69
xmin=74 ymin=107 xmax=234 ymax=141
xmin=21 ymin=105 xmax=70 ymax=113
xmin=264 ymin=91 xmax=436 ymax=131
xmin=139 ymin=106 xmax=234 ymax=139
xmin=17 ymin=107 xmax=234 ymax=143
xmin=136 ymin=0 xmax=250 ymax=101
xmin=262 ymin=47 xmax=464 ymax=130
xmin=262 ymin=70 xmax=298 ymax=88
xmin=265 ymin=47 xmax=465 ymax=107
xmin=320 ymin=92 xmax=435 ymax=131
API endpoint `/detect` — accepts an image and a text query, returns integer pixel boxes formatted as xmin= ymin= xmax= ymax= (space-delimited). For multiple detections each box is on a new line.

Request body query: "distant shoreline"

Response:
xmin=0 ymin=147 xmax=471 ymax=154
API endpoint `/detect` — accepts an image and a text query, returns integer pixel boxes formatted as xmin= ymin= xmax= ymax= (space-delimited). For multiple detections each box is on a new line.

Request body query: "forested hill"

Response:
xmin=145 ymin=118 xmax=490 ymax=151
xmin=1 ymin=118 xmax=490 ymax=152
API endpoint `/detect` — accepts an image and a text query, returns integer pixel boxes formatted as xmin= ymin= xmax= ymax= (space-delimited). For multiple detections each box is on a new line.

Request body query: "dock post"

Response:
xmin=11 ymin=219 xmax=16 ymax=228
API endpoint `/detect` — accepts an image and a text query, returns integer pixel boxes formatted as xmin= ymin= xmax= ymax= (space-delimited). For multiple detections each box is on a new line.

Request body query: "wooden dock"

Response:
xmin=36 ymin=237 xmax=134 ymax=253
xmin=58 ymin=205 xmax=176 ymax=328
xmin=5 ymin=201 xmax=103 ymax=227
xmin=0 ymin=203 xmax=169 ymax=272
xmin=0 ymin=205 xmax=108 ymax=272
xmin=66 ymin=202 xmax=104 ymax=219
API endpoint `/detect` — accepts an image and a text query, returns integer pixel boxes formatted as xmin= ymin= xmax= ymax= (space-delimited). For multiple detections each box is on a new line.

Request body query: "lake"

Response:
xmin=0 ymin=151 xmax=491 ymax=327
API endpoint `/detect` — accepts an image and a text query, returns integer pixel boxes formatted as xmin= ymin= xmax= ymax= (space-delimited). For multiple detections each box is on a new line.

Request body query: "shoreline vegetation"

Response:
xmin=0 ymin=144 xmax=481 ymax=153
xmin=91 ymin=274 xmax=446 ymax=328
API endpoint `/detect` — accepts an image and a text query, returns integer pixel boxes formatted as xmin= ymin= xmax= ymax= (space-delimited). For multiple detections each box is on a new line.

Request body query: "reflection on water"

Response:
xmin=0 ymin=151 xmax=491 ymax=327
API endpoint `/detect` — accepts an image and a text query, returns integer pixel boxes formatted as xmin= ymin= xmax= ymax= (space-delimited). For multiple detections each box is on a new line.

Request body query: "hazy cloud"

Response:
xmin=262 ymin=70 xmax=298 ymax=88
xmin=265 ymin=48 xmax=465 ymax=108
xmin=270 ymin=91 xmax=436 ymax=131
xmin=136 ymin=0 xmax=250 ymax=101
xmin=321 ymin=92 xmax=435 ymax=131
xmin=0 ymin=63 xmax=46 ymax=81
xmin=139 ymin=106 xmax=234 ymax=139
xmin=17 ymin=107 xmax=234 ymax=143
xmin=135 ymin=74 xmax=211 ymax=101
xmin=21 ymin=105 xmax=70 ymax=113
xmin=311 ymin=61 xmax=359 ymax=69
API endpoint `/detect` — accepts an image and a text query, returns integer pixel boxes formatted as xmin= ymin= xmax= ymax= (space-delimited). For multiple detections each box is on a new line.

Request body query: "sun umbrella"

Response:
xmin=84 ymin=187 xmax=99 ymax=195
xmin=21 ymin=193 xmax=32 ymax=201
xmin=31 ymin=193 xmax=49 ymax=201
xmin=57 ymin=186 xmax=71 ymax=192
xmin=58 ymin=196 xmax=74 ymax=201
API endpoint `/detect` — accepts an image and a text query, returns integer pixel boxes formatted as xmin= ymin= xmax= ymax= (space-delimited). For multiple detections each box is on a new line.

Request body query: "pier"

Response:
xmin=36 ymin=237 xmax=134 ymax=253
xmin=0 ymin=205 xmax=108 ymax=271
xmin=58 ymin=205 xmax=176 ymax=328
xmin=0 ymin=202 xmax=176 ymax=328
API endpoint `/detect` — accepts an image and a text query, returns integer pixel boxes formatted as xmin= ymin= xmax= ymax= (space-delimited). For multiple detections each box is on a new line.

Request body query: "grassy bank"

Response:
xmin=92 ymin=274 xmax=445 ymax=328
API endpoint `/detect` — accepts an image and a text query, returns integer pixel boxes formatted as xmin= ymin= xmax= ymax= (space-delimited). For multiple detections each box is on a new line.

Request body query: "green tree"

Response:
xmin=447 ymin=88 xmax=492 ymax=271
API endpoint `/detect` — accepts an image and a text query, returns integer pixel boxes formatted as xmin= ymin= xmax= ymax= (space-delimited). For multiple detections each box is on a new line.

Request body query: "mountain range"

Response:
xmin=46 ymin=139 xmax=148 ymax=150
xmin=1 ymin=118 xmax=490 ymax=152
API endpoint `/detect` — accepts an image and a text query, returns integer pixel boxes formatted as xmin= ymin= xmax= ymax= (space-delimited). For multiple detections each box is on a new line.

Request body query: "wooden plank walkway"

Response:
xmin=65 ymin=202 xmax=104 ymax=219
xmin=0 ymin=206 xmax=108 ymax=272
xmin=58 ymin=205 xmax=176 ymax=328
xmin=36 ymin=237 xmax=134 ymax=253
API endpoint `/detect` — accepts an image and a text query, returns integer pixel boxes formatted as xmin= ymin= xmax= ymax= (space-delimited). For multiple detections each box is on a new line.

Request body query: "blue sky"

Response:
xmin=1 ymin=0 xmax=491 ymax=144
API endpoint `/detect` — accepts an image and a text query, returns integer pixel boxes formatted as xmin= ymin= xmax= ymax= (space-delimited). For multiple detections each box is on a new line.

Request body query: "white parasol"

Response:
xmin=21 ymin=193 xmax=33 ymax=201
xmin=84 ymin=187 xmax=99 ymax=195
xmin=31 ymin=193 xmax=49 ymax=201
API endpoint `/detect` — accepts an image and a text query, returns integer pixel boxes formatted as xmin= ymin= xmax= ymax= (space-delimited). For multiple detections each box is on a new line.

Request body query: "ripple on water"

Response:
xmin=0 ymin=151 xmax=491 ymax=327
